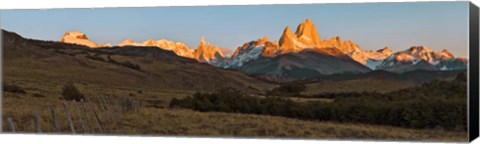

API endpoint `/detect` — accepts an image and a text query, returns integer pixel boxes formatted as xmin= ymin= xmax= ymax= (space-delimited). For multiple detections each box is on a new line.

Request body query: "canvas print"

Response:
xmin=1 ymin=1 xmax=474 ymax=142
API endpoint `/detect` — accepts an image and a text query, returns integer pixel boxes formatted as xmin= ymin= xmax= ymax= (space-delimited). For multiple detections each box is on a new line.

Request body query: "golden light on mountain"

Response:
xmin=193 ymin=36 xmax=225 ymax=62
xmin=279 ymin=26 xmax=297 ymax=49
xmin=261 ymin=41 xmax=281 ymax=58
xmin=57 ymin=18 xmax=466 ymax=73
xmin=61 ymin=32 xmax=104 ymax=48
xmin=279 ymin=19 xmax=322 ymax=54
xmin=294 ymin=18 xmax=322 ymax=47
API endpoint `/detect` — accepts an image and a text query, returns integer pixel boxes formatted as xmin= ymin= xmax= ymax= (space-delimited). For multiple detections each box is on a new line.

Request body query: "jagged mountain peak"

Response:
xmin=283 ymin=26 xmax=293 ymax=33
xmin=295 ymin=18 xmax=322 ymax=45
xmin=194 ymin=36 xmax=224 ymax=63
xmin=339 ymin=40 xmax=362 ymax=53
xmin=377 ymin=47 xmax=393 ymax=54
xmin=406 ymin=46 xmax=433 ymax=53
xmin=200 ymin=36 xmax=208 ymax=45
xmin=278 ymin=19 xmax=322 ymax=51
xmin=441 ymin=49 xmax=455 ymax=58
xmin=279 ymin=26 xmax=296 ymax=48
xmin=256 ymin=37 xmax=270 ymax=45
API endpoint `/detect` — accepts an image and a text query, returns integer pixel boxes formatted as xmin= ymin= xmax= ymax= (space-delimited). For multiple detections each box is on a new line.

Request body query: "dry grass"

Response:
xmin=106 ymin=108 xmax=466 ymax=142
xmin=2 ymin=81 xmax=467 ymax=142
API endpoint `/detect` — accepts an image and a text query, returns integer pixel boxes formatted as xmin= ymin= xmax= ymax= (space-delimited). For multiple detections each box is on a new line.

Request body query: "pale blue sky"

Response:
xmin=0 ymin=1 xmax=469 ymax=57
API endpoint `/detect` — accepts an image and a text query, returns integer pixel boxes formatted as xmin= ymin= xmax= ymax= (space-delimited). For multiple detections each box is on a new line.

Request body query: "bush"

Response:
xmin=3 ymin=83 xmax=27 ymax=94
xmin=32 ymin=93 xmax=46 ymax=98
xmin=61 ymin=82 xmax=85 ymax=101
xmin=170 ymin=75 xmax=468 ymax=131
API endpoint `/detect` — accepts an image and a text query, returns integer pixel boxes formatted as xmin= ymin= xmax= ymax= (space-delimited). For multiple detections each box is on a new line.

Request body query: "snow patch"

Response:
xmin=225 ymin=45 xmax=264 ymax=68
xmin=440 ymin=65 xmax=448 ymax=71
xmin=412 ymin=59 xmax=421 ymax=65
xmin=365 ymin=59 xmax=384 ymax=70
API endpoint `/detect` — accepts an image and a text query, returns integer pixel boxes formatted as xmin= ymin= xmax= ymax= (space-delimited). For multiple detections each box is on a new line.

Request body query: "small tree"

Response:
xmin=62 ymin=82 xmax=85 ymax=101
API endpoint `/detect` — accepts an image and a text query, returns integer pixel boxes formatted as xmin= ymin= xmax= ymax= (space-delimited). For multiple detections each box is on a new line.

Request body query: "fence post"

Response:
xmin=132 ymin=101 xmax=137 ymax=112
xmin=63 ymin=102 xmax=76 ymax=134
xmin=113 ymin=96 xmax=121 ymax=113
xmin=81 ymin=99 xmax=94 ymax=133
xmin=73 ymin=101 xmax=86 ymax=133
xmin=33 ymin=111 xmax=42 ymax=133
xmin=7 ymin=117 xmax=15 ymax=133
xmin=102 ymin=96 xmax=109 ymax=110
xmin=92 ymin=109 xmax=103 ymax=133
xmin=101 ymin=96 xmax=113 ymax=123
xmin=98 ymin=98 xmax=106 ymax=112
xmin=51 ymin=106 xmax=61 ymax=133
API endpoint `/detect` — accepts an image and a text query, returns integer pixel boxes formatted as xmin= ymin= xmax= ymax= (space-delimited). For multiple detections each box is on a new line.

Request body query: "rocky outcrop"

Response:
xmin=61 ymin=32 xmax=110 ymax=48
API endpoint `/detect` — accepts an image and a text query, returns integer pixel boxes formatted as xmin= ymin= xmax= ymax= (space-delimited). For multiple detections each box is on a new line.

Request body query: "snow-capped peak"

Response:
xmin=374 ymin=45 xmax=466 ymax=73
xmin=217 ymin=37 xmax=275 ymax=68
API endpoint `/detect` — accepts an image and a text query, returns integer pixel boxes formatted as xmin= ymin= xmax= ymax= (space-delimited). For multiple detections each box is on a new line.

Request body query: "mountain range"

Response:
xmin=2 ymin=28 xmax=465 ymax=96
xmin=61 ymin=31 xmax=229 ymax=63
xmin=58 ymin=18 xmax=467 ymax=82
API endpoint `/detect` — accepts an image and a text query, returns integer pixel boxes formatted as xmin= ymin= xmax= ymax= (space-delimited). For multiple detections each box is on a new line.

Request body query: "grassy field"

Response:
xmin=108 ymin=108 xmax=467 ymax=141
xmin=1 ymin=80 xmax=468 ymax=142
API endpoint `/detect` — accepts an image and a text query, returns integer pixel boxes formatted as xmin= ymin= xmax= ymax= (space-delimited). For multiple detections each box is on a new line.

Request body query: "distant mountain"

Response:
xmin=214 ymin=19 xmax=467 ymax=80
xmin=61 ymin=32 xmax=112 ymax=48
xmin=61 ymin=32 xmax=226 ymax=63
xmin=375 ymin=46 xmax=467 ymax=73
xmin=214 ymin=37 xmax=278 ymax=69
xmin=215 ymin=19 xmax=373 ymax=81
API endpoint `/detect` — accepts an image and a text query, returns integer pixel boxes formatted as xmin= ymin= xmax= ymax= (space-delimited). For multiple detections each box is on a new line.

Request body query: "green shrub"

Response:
xmin=32 ymin=93 xmax=46 ymax=98
xmin=61 ymin=82 xmax=85 ymax=101
xmin=3 ymin=83 xmax=27 ymax=94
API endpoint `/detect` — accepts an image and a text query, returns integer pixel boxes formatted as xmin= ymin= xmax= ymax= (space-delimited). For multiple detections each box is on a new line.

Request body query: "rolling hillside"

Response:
xmin=2 ymin=30 xmax=275 ymax=94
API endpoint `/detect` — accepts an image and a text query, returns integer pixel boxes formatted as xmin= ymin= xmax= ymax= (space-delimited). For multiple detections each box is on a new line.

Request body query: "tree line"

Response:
xmin=170 ymin=73 xmax=467 ymax=131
